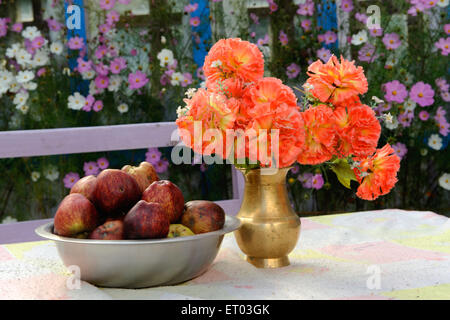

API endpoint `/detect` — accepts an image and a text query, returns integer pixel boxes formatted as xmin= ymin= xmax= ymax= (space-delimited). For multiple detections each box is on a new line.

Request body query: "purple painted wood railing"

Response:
xmin=0 ymin=122 xmax=245 ymax=244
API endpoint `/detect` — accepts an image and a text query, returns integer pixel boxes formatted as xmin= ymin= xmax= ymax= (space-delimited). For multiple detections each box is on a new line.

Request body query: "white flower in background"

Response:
xmin=385 ymin=55 xmax=397 ymax=68
xmin=31 ymin=171 xmax=40 ymax=182
xmin=6 ymin=43 xmax=21 ymax=58
xmin=161 ymin=36 xmax=166 ymax=44
xmin=22 ymin=81 xmax=37 ymax=91
xmin=437 ymin=0 xmax=449 ymax=7
xmin=8 ymin=80 xmax=21 ymax=93
xmin=81 ymin=69 xmax=96 ymax=80
xmin=404 ymin=99 xmax=416 ymax=112
xmin=67 ymin=92 xmax=86 ymax=110
xmin=0 ymin=70 xmax=13 ymax=94
xmin=44 ymin=165 xmax=59 ymax=181
xmin=157 ymin=48 xmax=174 ymax=67
xmin=62 ymin=67 xmax=71 ymax=76
xmin=402 ymin=72 xmax=414 ymax=85
xmin=16 ymin=104 xmax=29 ymax=114
xmin=50 ymin=41 xmax=63 ymax=55
xmin=106 ymin=28 xmax=117 ymax=39
xmin=211 ymin=60 xmax=222 ymax=68
xmin=1 ymin=216 xmax=18 ymax=224
xmin=428 ymin=134 xmax=443 ymax=150
xmin=371 ymin=96 xmax=384 ymax=104
xmin=16 ymin=70 xmax=34 ymax=83
xmin=384 ymin=112 xmax=393 ymax=124
xmin=117 ymin=103 xmax=129 ymax=114
xmin=384 ymin=116 xmax=398 ymax=130
xmin=89 ymin=81 xmax=104 ymax=95
xmin=31 ymin=50 xmax=49 ymax=67
xmin=185 ymin=88 xmax=197 ymax=99
xmin=200 ymin=81 xmax=206 ymax=89
xmin=15 ymin=49 xmax=32 ymax=67
xmin=22 ymin=26 xmax=41 ymax=39
xmin=13 ymin=91 xmax=29 ymax=106
xmin=351 ymin=30 xmax=368 ymax=46
xmin=176 ymin=106 xmax=189 ymax=118
xmin=108 ymin=75 xmax=122 ymax=92
xmin=170 ymin=72 xmax=183 ymax=86
xmin=438 ymin=173 xmax=450 ymax=190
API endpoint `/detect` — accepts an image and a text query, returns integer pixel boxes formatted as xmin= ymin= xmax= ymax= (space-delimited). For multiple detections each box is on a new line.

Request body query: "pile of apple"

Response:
xmin=53 ymin=162 xmax=225 ymax=240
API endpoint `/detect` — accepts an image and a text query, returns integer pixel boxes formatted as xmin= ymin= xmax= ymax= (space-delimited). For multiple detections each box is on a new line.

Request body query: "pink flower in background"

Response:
xmin=99 ymin=0 xmax=115 ymax=10
xmin=95 ymin=75 xmax=109 ymax=89
xmin=145 ymin=148 xmax=162 ymax=165
xmin=46 ymin=18 xmax=62 ymax=31
xmin=355 ymin=12 xmax=367 ymax=24
xmin=117 ymin=0 xmax=131 ymax=4
xmin=369 ymin=28 xmax=383 ymax=37
xmin=383 ymin=80 xmax=408 ymax=103
xmin=383 ymin=33 xmax=401 ymax=50
xmin=110 ymin=57 xmax=127 ymax=74
xmin=318 ymin=34 xmax=325 ymax=43
xmin=97 ymin=157 xmax=109 ymax=170
xmin=0 ymin=18 xmax=9 ymax=37
xmin=196 ymin=67 xmax=205 ymax=80
xmin=83 ymin=95 xmax=95 ymax=112
xmin=311 ymin=174 xmax=324 ymax=190
xmin=84 ymin=161 xmax=100 ymax=176
xmin=268 ymin=0 xmax=278 ymax=13
xmin=128 ymin=70 xmax=149 ymax=90
xmin=290 ymin=165 xmax=300 ymax=174
xmin=435 ymin=78 xmax=449 ymax=92
xmin=250 ymin=13 xmax=259 ymax=25
xmin=63 ymin=172 xmax=80 ymax=189
xmin=435 ymin=37 xmax=450 ymax=56
xmin=297 ymin=0 xmax=314 ymax=16
xmin=189 ymin=17 xmax=201 ymax=27
xmin=184 ymin=3 xmax=198 ymax=13
xmin=301 ymin=19 xmax=312 ymax=32
xmin=181 ymin=72 xmax=193 ymax=87
xmin=410 ymin=81 xmax=435 ymax=107
xmin=298 ymin=173 xmax=314 ymax=188
xmin=31 ymin=36 xmax=46 ymax=49
xmin=95 ymin=63 xmax=109 ymax=76
xmin=154 ymin=159 xmax=169 ymax=174
xmin=199 ymin=163 xmax=207 ymax=172
xmin=95 ymin=45 xmax=108 ymax=59
xmin=419 ymin=110 xmax=430 ymax=121
xmin=67 ymin=36 xmax=84 ymax=50
xmin=256 ymin=34 xmax=270 ymax=48
xmin=93 ymin=100 xmax=104 ymax=112
xmin=398 ymin=112 xmax=413 ymax=127
xmin=441 ymin=91 xmax=450 ymax=102
xmin=106 ymin=10 xmax=120 ymax=25
xmin=286 ymin=63 xmax=301 ymax=79
xmin=358 ymin=43 xmax=378 ymax=62
xmin=130 ymin=48 xmax=137 ymax=56
xmin=317 ymin=47 xmax=332 ymax=62
xmin=434 ymin=107 xmax=449 ymax=136
xmin=392 ymin=142 xmax=407 ymax=159
xmin=340 ymin=0 xmax=354 ymax=12
xmin=98 ymin=23 xmax=111 ymax=34
xmin=445 ymin=24 xmax=450 ymax=35
xmin=279 ymin=30 xmax=288 ymax=46
xmin=76 ymin=58 xmax=92 ymax=73
xmin=37 ymin=68 xmax=46 ymax=77
xmin=323 ymin=31 xmax=337 ymax=44
xmin=12 ymin=23 xmax=23 ymax=33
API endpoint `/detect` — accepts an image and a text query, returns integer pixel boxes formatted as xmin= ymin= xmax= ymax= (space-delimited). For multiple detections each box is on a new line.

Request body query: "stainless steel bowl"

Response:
xmin=35 ymin=215 xmax=241 ymax=289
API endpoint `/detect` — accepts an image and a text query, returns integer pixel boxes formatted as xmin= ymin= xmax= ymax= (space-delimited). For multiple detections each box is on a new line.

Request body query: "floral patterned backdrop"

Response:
xmin=0 ymin=0 xmax=448 ymax=223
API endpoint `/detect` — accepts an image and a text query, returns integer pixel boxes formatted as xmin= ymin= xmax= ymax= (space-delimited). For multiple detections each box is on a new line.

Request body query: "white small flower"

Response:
xmin=62 ymin=67 xmax=71 ymax=76
xmin=31 ymin=50 xmax=49 ymax=67
xmin=428 ymin=134 xmax=443 ymax=150
xmin=6 ymin=43 xmax=21 ymax=58
xmin=50 ymin=41 xmax=63 ymax=55
xmin=402 ymin=72 xmax=414 ymax=85
xmin=384 ymin=116 xmax=398 ymax=130
xmin=22 ymin=81 xmax=37 ymax=91
xmin=157 ymin=48 xmax=174 ymax=67
xmin=13 ymin=91 xmax=29 ymax=106
xmin=1 ymin=216 xmax=18 ymax=224
xmin=81 ymin=70 xmax=96 ymax=80
xmin=15 ymin=49 xmax=32 ymax=67
xmin=170 ymin=72 xmax=184 ymax=86
xmin=16 ymin=104 xmax=29 ymax=114
xmin=8 ymin=80 xmax=21 ymax=93
xmin=185 ymin=88 xmax=197 ymax=99
xmin=108 ymin=75 xmax=122 ymax=92
xmin=176 ymin=106 xmax=189 ymax=118
xmin=211 ymin=60 xmax=222 ymax=68
xmin=351 ymin=30 xmax=368 ymax=46
xmin=44 ymin=165 xmax=59 ymax=181
xmin=89 ymin=81 xmax=104 ymax=95
xmin=200 ymin=81 xmax=206 ymax=89
xmin=384 ymin=112 xmax=393 ymax=124
xmin=161 ymin=36 xmax=166 ymax=44
xmin=438 ymin=173 xmax=450 ymax=190
xmin=437 ymin=0 xmax=449 ymax=7
xmin=67 ymin=92 xmax=86 ymax=110
xmin=21 ymin=26 xmax=41 ymax=39
xmin=117 ymin=103 xmax=129 ymax=114
xmin=372 ymin=96 xmax=384 ymax=104
xmin=404 ymin=99 xmax=416 ymax=112
xmin=16 ymin=70 xmax=35 ymax=83
xmin=31 ymin=171 xmax=40 ymax=182
xmin=385 ymin=54 xmax=396 ymax=68
xmin=0 ymin=70 xmax=14 ymax=90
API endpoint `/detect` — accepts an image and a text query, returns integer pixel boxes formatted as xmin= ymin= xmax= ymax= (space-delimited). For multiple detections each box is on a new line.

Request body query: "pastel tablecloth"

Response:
xmin=1 ymin=209 xmax=449 ymax=300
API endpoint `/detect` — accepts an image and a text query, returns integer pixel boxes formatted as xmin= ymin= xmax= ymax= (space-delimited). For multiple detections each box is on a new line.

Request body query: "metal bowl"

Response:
xmin=35 ymin=215 xmax=241 ymax=289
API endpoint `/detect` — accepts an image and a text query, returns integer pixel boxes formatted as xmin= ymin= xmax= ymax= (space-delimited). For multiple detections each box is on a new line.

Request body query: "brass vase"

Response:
xmin=234 ymin=167 xmax=301 ymax=268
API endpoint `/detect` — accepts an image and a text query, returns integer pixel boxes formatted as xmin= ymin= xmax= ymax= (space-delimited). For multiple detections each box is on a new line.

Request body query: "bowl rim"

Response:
xmin=35 ymin=215 xmax=241 ymax=245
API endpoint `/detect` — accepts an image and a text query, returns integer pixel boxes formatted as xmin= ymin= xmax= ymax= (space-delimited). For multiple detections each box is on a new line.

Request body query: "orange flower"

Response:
xmin=333 ymin=104 xmax=381 ymax=158
xmin=306 ymin=55 xmax=368 ymax=106
xmin=297 ymin=104 xmax=337 ymax=165
xmin=353 ymin=144 xmax=400 ymax=200
xmin=203 ymin=38 xmax=264 ymax=86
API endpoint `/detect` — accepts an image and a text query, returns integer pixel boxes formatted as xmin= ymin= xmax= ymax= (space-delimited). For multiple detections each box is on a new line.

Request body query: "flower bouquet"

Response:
xmin=178 ymin=38 xmax=402 ymax=267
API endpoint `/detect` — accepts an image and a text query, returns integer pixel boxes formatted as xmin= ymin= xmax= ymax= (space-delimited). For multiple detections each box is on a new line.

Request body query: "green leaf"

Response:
xmin=330 ymin=158 xmax=357 ymax=189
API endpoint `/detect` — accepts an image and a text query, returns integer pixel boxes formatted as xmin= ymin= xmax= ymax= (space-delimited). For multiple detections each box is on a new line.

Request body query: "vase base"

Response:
xmin=246 ymin=256 xmax=290 ymax=268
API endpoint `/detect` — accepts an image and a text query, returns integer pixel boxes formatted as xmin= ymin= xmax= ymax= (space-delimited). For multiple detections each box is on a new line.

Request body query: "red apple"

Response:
xmin=70 ymin=175 xmax=98 ymax=203
xmin=142 ymin=180 xmax=184 ymax=223
xmin=123 ymin=200 xmax=169 ymax=239
xmin=181 ymin=200 xmax=225 ymax=234
xmin=54 ymin=193 xmax=99 ymax=238
xmin=122 ymin=161 xmax=159 ymax=193
xmin=89 ymin=220 xmax=125 ymax=240
xmin=94 ymin=169 xmax=141 ymax=217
